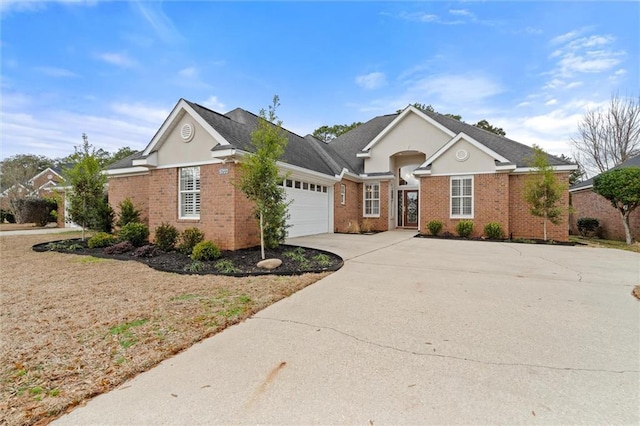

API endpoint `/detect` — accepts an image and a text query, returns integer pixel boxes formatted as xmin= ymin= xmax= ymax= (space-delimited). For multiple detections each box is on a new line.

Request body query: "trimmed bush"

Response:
xmin=12 ymin=197 xmax=56 ymax=226
xmin=191 ymin=240 xmax=221 ymax=261
xmin=426 ymin=220 xmax=443 ymax=236
xmin=133 ymin=244 xmax=161 ymax=258
xmin=116 ymin=197 xmax=141 ymax=228
xmin=104 ymin=240 xmax=134 ymax=255
xmin=88 ymin=232 xmax=117 ymax=248
xmin=118 ymin=222 xmax=149 ymax=247
xmin=178 ymin=227 xmax=205 ymax=254
xmin=455 ymin=220 xmax=474 ymax=238
xmin=154 ymin=222 xmax=179 ymax=251
xmin=1 ymin=209 xmax=15 ymax=223
xmin=93 ymin=196 xmax=115 ymax=233
xmin=484 ymin=222 xmax=504 ymax=239
xmin=577 ymin=217 xmax=599 ymax=237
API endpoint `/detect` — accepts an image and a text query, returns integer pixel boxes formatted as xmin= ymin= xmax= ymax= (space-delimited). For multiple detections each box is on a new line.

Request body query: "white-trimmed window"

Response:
xmin=364 ymin=182 xmax=380 ymax=217
xmin=340 ymin=184 xmax=346 ymax=205
xmin=179 ymin=167 xmax=200 ymax=219
xmin=450 ymin=176 xmax=473 ymax=218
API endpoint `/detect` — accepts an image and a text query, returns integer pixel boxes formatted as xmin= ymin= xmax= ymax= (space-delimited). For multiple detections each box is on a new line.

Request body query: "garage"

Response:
xmin=284 ymin=178 xmax=331 ymax=238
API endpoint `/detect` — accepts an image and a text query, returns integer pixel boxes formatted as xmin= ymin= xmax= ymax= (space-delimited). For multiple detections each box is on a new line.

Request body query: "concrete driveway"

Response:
xmin=55 ymin=231 xmax=640 ymax=424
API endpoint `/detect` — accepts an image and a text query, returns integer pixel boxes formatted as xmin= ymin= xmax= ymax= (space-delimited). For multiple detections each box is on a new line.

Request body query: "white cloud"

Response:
xmin=355 ymin=72 xmax=387 ymax=90
xmin=178 ymin=66 xmax=198 ymax=78
xmin=405 ymin=73 xmax=503 ymax=105
xmin=131 ymin=0 xmax=184 ymax=44
xmin=449 ymin=9 xmax=473 ymax=17
xmin=565 ymin=81 xmax=583 ymax=89
xmin=201 ymin=96 xmax=225 ymax=111
xmin=34 ymin=66 xmax=79 ymax=78
xmin=110 ymin=102 xmax=169 ymax=124
xmin=545 ymin=99 xmax=558 ymax=106
xmin=95 ymin=52 xmax=137 ymax=68
xmin=0 ymin=0 xmax=97 ymax=17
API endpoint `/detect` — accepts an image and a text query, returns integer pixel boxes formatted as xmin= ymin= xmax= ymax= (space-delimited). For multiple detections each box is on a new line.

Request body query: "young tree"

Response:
xmin=571 ymin=93 xmax=640 ymax=176
xmin=236 ymin=96 xmax=290 ymax=259
xmin=63 ymin=134 xmax=108 ymax=240
xmin=593 ymin=167 xmax=640 ymax=244
xmin=524 ymin=146 xmax=567 ymax=241
xmin=312 ymin=122 xmax=362 ymax=142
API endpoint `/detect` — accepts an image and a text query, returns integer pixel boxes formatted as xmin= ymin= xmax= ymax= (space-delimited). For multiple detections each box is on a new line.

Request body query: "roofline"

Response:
xmin=512 ymin=165 xmax=579 ymax=173
xmin=104 ymin=166 xmax=152 ymax=176
xmin=569 ymin=184 xmax=593 ymax=192
xmin=420 ymin=132 xmax=511 ymax=169
xmin=29 ymin=167 xmax=64 ymax=184
xmin=361 ymin=106 xmax=456 ymax=152
xmin=141 ymin=99 xmax=231 ymax=156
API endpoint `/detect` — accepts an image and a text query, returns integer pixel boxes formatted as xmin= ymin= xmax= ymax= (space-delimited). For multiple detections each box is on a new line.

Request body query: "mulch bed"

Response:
xmin=415 ymin=233 xmax=578 ymax=246
xmin=33 ymin=239 xmax=343 ymax=276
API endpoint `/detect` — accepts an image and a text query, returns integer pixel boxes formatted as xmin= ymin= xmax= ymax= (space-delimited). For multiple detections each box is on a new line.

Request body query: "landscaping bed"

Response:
xmin=415 ymin=233 xmax=578 ymax=246
xmin=32 ymin=239 xmax=343 ymax=276
xmin=1 ymin=233 xmax=333 ymax=426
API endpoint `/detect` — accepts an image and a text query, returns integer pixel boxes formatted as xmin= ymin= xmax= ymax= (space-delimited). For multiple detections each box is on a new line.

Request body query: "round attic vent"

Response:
xmin=181 ymin=123 xmax=194 ymax=142
xmin=455 ymin=149 xmax=469 ymax=162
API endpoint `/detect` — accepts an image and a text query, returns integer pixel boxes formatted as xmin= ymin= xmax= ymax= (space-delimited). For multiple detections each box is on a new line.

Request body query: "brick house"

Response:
xmin=0 ymin=167 xmax=64 ymax=211
xmin=106 ymin=99 xmax=576 ymax=250
xmin=569 ymin=155 xmax=640 ymax=241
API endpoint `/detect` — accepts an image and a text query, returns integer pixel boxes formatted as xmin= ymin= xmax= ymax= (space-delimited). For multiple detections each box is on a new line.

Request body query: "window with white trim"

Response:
xmin=179 ymin=167 xmax=200 ymax=219
xmin=340 ymin=184 xmax=346 ymax=205
xmin=364 ymin=182 xmax=380 ymax=217
xmin=450 ymin=176 xmax=473 ymax=218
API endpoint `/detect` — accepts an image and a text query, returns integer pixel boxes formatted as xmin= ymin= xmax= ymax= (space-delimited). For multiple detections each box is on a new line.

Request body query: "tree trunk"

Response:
xmin=259 ymin=210 xmax=265 ymax=259
xmin=543 ymin=217 xmax=548 ymax=241
xmin=620 ymin=210 xmax=633 ymax=245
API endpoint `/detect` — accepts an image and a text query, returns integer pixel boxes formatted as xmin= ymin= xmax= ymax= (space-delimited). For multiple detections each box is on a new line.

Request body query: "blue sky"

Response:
xmin=1 ymin=1 xmax=638 ymax=161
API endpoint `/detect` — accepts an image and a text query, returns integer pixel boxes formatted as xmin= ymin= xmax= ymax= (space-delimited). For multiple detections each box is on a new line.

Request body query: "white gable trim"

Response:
xmin=141 ymin=99 xmax=231 ymax=156
xmin=513 ymin=165 xmax=579 ymax=173
xmin=419 ymin=132 xmax=511 ymax=170
xmin=28 ymin=167 xmax=64 ymax=184
xmin=361 ymin=106 xmax=456 ymax=153
xmin=569 ymin=184 xmax=593 ymax=192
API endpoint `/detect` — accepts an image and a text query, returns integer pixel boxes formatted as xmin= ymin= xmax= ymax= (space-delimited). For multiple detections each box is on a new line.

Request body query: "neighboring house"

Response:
xmin=0 ymin=167 xmax=64 ymax=211
xmin=106 ymin=99 xmax=576 ymax=250
xmin=570 ymin=155 xmax=640 ymax=241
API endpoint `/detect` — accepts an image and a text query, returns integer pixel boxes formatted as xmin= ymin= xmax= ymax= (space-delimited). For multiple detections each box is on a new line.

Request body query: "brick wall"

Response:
xmin=333 ymin=180 xmax=361 ymax=232
xmin=508 ymin=173 xmax=570 ymax=241
xmin=138 ymin=164 xmax=260 ymax=251
xmin=420 ymin=172 xmax=570 ymax=241
xmin=108 ymin=174 xmax=150 ymax=226
xmin=571 ymin=188 xmax=639 ymax=241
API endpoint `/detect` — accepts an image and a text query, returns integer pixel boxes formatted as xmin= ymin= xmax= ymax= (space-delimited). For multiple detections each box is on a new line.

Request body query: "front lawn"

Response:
xmin=569 ymin=236 xmax=640 ymax=253
xmin=0 ymin=233 xmax=330 ymax=426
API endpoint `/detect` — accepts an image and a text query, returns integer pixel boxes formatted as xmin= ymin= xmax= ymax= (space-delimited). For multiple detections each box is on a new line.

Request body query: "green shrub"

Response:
xmin=12 ymin=197 xmax=56 ymax=226
xmin=178 ymin=227 xmax=205 ymax=254
xmin=154 ymin=223 xmax=179 ymax=251
xmin=116 ymin=197 xmax=141 ymax=228
xmin=118 ymin=222 xmax=149 ymax=247
xmin=426 ymin=220 xmax=443 ymax=236
xmin=455 ymin=220 xmax=474 ymax=238
xmin=0 ymin=209 xmax=15 ymax=223
xmin=214 ymin=259 xmax=238 ymax=274
xmin=577 ymin=217 xmax=599 ymax=237
xmin=484 ymin=222 xmax=504 ymax=239
xmin=133 ymin=245 xmax=161 ymax=258
xmin=191 ymin=240 xmax=221 ymax=261
xmin=88 ymin=232 xmax=117 ymax=248
xmin=92 ymin=196 xmax=115 ymax=233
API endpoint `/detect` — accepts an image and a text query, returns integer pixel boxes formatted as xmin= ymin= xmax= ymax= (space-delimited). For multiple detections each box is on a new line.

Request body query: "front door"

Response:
xmin=404 ymin=190 xmax=418 ymax=228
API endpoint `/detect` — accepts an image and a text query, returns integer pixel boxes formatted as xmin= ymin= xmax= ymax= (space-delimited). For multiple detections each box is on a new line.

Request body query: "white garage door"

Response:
xmin=284 ymin=180 xmax=330 ymax=238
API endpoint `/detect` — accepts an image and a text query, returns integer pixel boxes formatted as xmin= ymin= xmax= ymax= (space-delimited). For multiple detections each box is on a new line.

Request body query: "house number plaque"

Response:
xmin=219 ymin=168 xmax=229 ymax=175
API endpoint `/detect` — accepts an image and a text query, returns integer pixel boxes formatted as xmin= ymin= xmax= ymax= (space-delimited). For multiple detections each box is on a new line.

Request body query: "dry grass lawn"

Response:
xmin=0 ymin=233 xmax=328 ymax=426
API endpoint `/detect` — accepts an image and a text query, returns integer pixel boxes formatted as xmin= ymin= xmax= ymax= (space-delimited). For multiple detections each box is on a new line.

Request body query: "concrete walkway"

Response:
xmin=55 ymin=231 xmax=640 ymax=424
xmin=0 ymin=227 xmax=80 ymax=236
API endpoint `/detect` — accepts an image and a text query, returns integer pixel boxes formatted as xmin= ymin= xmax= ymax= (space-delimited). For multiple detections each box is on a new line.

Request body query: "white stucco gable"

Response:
xmin=361 ymin=106 xmax=456 ymax=174
xmin=134 ymin=99 xmax=231 ymax=168
xmin=415 ymin=132 xmax=515 ymax=176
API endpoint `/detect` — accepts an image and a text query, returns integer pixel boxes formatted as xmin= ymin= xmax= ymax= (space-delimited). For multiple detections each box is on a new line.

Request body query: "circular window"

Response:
xmin=455 ymin=149 xmax=469 ymax=162
xmin=181 ymin=123 xmax=195 ymax=142
xmin=47 ymin=174 xmax=53 ymax=180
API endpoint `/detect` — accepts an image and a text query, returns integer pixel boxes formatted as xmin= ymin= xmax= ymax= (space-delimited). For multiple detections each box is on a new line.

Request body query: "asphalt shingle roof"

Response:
xmin=109 ymin=100 xmax=574 ymax=177
xmin=570 ymin=154 xmax=640 ymax=190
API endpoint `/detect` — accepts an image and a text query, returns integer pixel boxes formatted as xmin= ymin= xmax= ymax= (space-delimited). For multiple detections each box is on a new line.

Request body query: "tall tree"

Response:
xmin=312 ymin=122 xmax=362 ymax=142
xmin=0 ymin=154 xmax=54 ymax=192
xmin=593 ymin=166 xmax=640 ymax=244
xmin=571 ymin=93 xmax=640 ymax=176
xmin=397 ymin=103 xmax=435 ymax=114
xmin=558 ymin=154 xmax=585 ymax=185
xmin=107 ymin=147 xmax=137 ymax=166
xmin=63 ymin=134 xmax=109 ymax=240
xmin=236 ymin=95 xmax=290 ymax=259
xmin=523 ymin=146 xmax=567 ymax=241
xmin=473 ymin=119 xmax=506 ymax=136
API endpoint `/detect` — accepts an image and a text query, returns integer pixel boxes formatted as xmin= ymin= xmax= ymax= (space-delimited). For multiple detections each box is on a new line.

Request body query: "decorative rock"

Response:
xmin=257 ymin=258 xmax=282 ymax=270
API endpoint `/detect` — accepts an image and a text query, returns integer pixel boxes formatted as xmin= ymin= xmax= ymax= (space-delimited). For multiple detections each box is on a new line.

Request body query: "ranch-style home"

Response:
xmin=106 ymin=99 xmax=576 ymax=250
